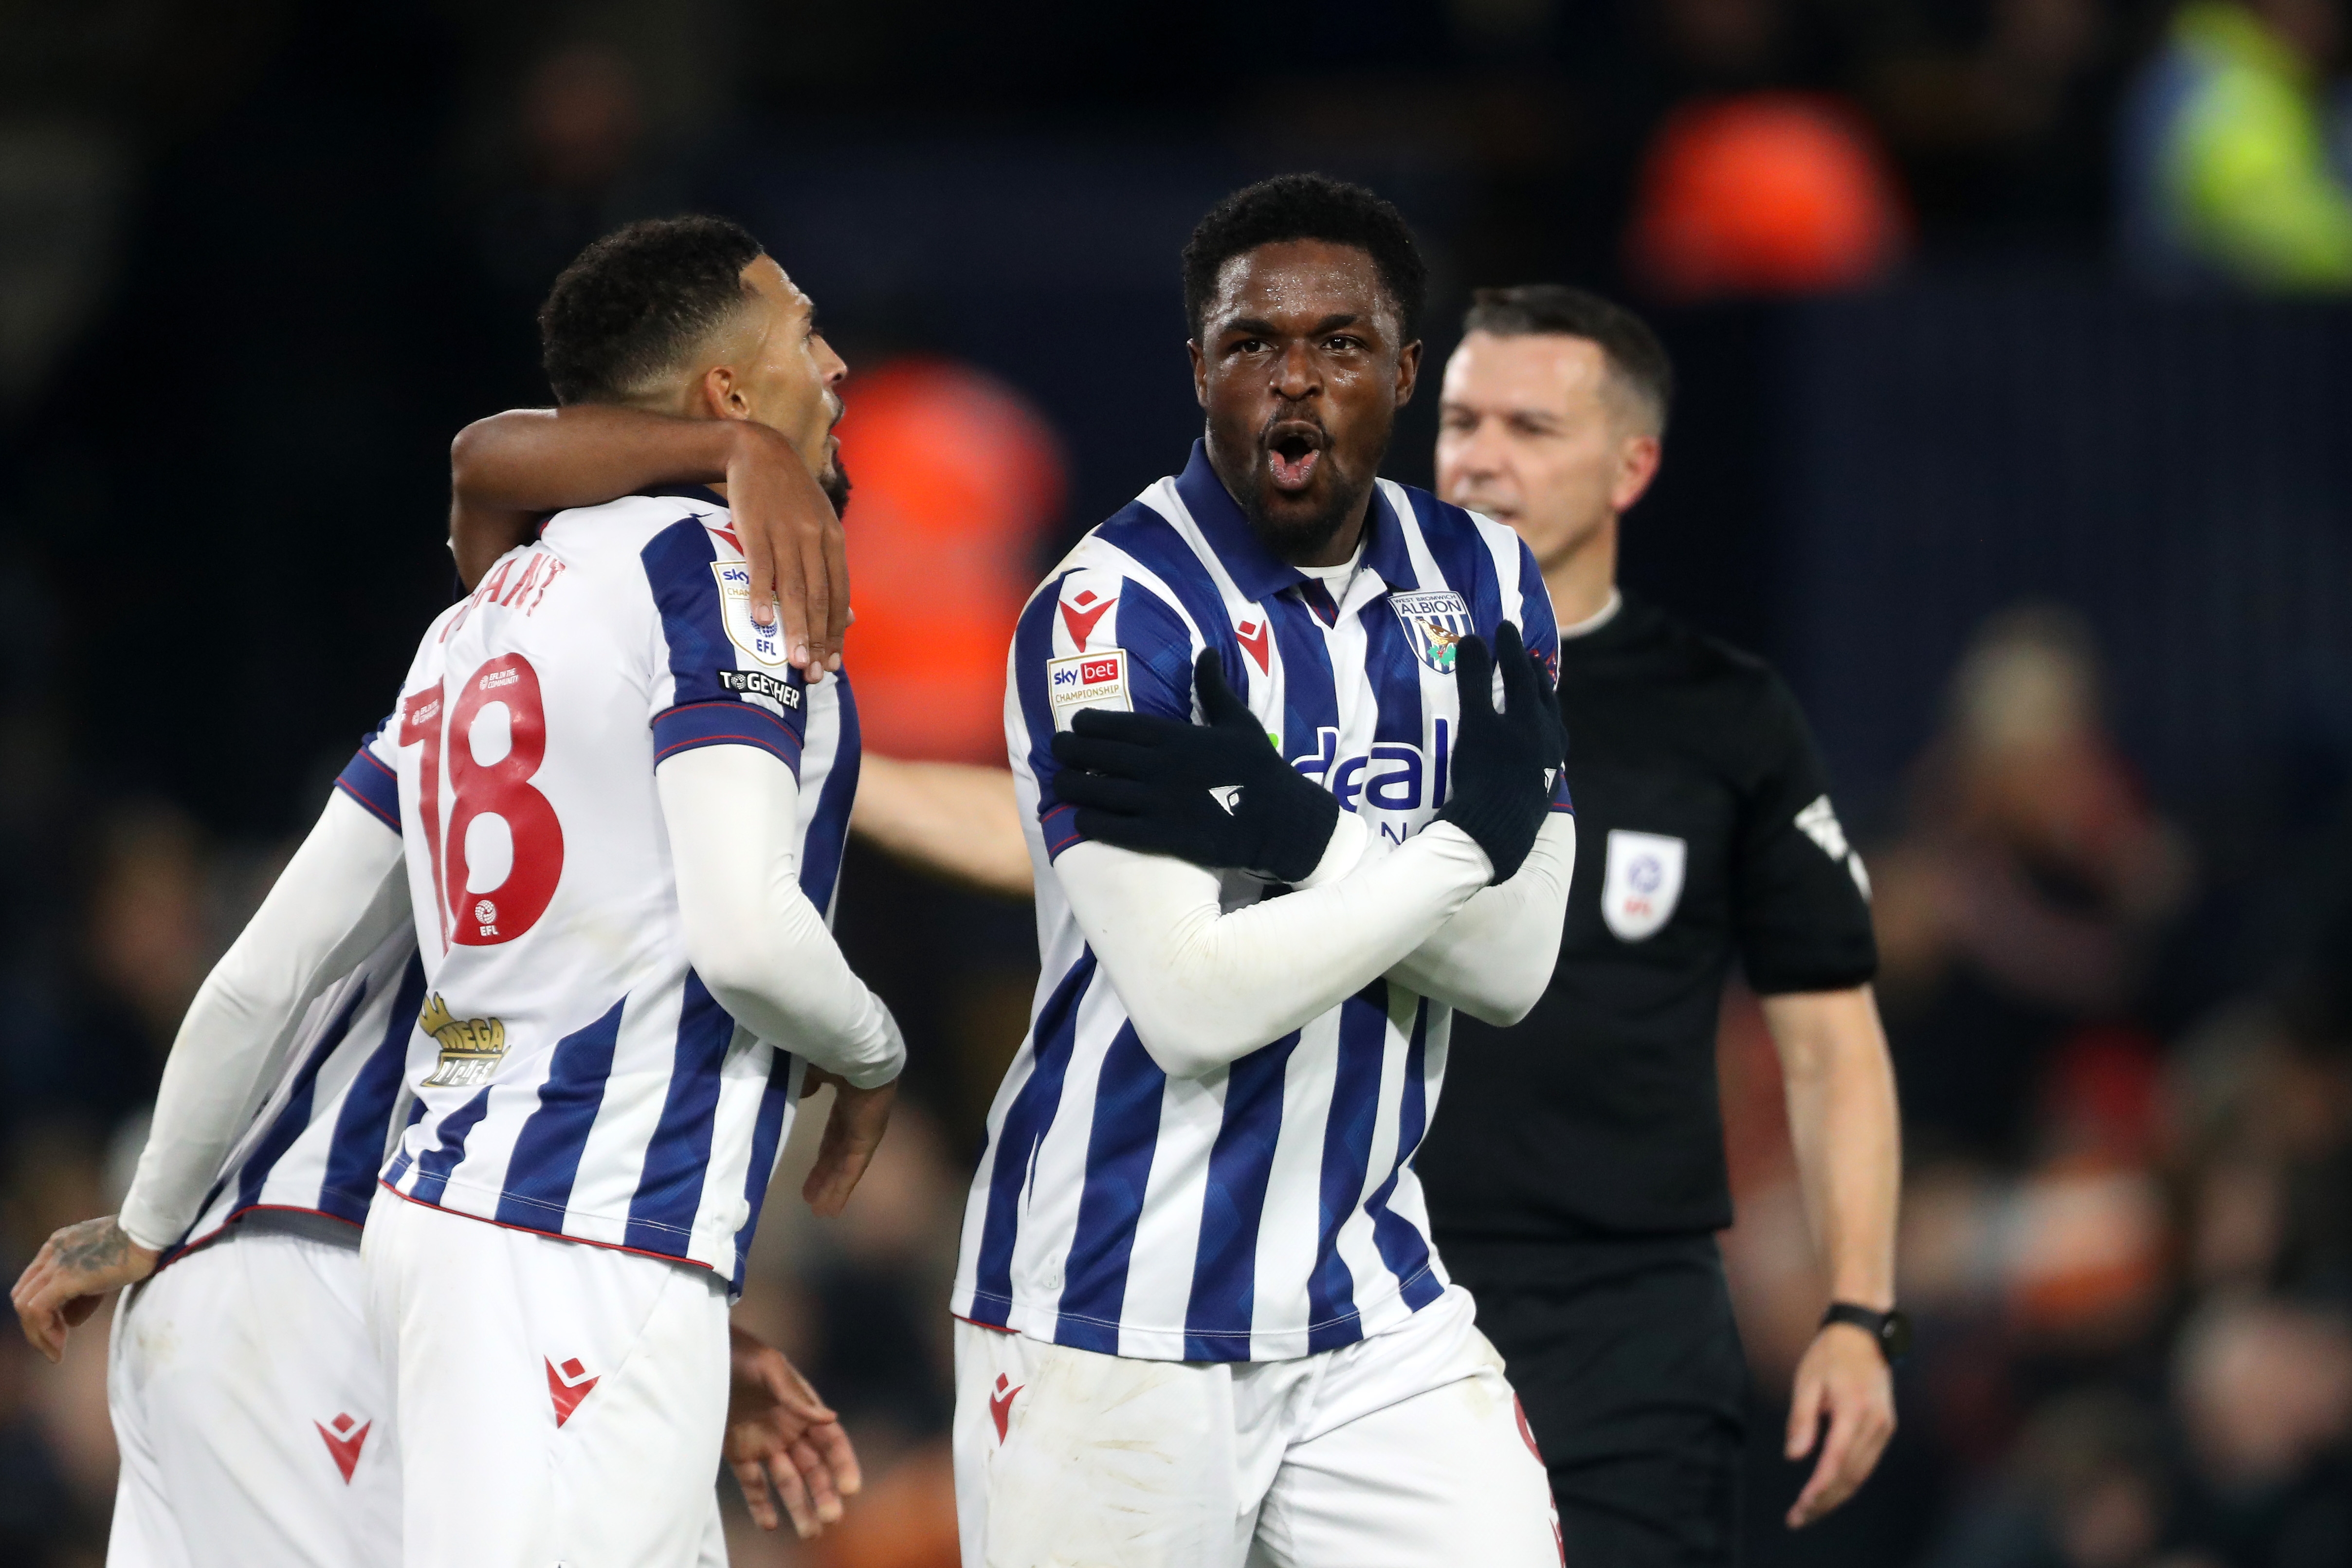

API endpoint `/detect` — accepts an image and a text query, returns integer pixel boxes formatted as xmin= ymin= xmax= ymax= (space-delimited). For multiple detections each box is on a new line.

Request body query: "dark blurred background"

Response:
xmin=5 ymin=1 xmax=2352 ymax=1564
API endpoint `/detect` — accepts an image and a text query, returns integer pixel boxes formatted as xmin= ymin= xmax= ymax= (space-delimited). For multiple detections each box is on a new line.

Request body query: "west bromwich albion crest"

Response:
xmin=1390 ymin=590 xmax=1475 ymax=674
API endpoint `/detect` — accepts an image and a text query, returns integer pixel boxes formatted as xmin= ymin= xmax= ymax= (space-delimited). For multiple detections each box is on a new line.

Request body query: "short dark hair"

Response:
xmin=1181 ymin=174 xmax=1429 ymax=345
xmin=539 ymin=216 xmax=765 ymax=405
xmin=1461 ymin=284 xmax=1674 ymax=433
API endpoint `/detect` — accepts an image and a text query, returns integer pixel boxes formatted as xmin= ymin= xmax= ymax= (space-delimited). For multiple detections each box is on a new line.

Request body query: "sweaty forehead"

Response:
xmin=1206 ymin=240 xmax=1394 ymax=332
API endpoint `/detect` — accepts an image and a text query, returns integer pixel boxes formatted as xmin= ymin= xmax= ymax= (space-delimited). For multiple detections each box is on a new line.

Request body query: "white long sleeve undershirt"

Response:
xmin=120 ymin=741 xmax=904 ymax=1253
xmin=119 ymin=791 xmax=409 ymax=1252
xmin=1385 ymin=813 xmax=1577 ymax=1024
xmin=1054 ymin=821 xmax=1496 ymax=1079
xmin=656 ymin=744 xmax=904 ymax=1090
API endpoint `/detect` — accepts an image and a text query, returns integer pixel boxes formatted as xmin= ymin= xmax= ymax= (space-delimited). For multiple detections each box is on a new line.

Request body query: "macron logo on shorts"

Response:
xmin=314 ymin=1413 xmax=372 ymax=1483
xmin=989 ymin=1374 xmax=1022 ymax=1441
xmin=547 ymin=1356 xmax=599 ymax=1427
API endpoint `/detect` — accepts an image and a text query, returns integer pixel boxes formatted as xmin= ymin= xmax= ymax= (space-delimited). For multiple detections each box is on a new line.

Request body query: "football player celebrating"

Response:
xmin=357 ymin=215 xmax=903 ymax=1568
xmin=948 ymin=175 xmax=1576 ymax=1566
xmin=11 ymin=216 xmax=887 ymax=1568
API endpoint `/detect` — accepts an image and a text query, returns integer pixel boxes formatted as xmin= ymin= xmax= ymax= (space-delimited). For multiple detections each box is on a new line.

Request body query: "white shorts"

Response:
xmin=361 ymin=1187 xmax=731 ymax=1568
xmin=107 ymin=1216 xmax=400 ymax=1568
xmin=952 ymin=1284 xmax=1561 ymax=1568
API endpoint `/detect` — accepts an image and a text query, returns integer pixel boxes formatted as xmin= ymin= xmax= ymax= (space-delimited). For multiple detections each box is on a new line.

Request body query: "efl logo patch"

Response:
xmin=1390 ymin=590 xmax=1474 ymax=675
xmin=717 ymin=669 xmax=803 ymax=710
xmin=1602 ymin=829 xmax=1686 ymax=943
xmin=711 ymin=561 xmax=793 ymax=667
xmin=1046 ymin=649 xmax=1131 ymax=731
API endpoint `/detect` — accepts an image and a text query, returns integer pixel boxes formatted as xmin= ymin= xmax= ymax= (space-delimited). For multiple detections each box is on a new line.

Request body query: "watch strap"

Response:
xmin=1821 ymin=1301 xmax=1910 ymax=1364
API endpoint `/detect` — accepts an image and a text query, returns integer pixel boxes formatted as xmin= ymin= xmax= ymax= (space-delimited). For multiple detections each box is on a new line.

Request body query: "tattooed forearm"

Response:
xmin=53 ymin=1218 xmax=129 ymax=1273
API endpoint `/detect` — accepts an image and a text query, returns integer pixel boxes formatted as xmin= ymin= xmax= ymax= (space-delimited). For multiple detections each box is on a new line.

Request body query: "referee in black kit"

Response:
xmin=1415 ymin=286 xmax=1904 ymax=1563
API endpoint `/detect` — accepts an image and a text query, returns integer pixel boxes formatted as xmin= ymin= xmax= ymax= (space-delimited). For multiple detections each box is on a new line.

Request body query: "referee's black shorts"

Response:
xmin=1446 ymin=1232 xmax=1748 ymax=1568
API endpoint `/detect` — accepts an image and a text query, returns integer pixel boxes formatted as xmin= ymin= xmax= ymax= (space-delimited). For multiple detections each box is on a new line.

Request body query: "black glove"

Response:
xmin=1434 ymin=623 xmax=1565 ymax=882
xmin=1049 ymin=650 xmax=1341 ymax=883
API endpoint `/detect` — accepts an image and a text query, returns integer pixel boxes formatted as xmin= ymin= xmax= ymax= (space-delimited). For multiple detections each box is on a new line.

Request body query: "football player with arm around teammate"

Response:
xmin=9 ymin=219 xmax=881 ymax=1568
xmin=446 ymin=346 xmax=1032 ymax=903
xmin=1413 ymin=286 xmax=1901 ymax=1563
xmin=355 ymin=217 xmax=906 ymax=1568
xmin=948 ymin=176 xmax=1575 ymax=1568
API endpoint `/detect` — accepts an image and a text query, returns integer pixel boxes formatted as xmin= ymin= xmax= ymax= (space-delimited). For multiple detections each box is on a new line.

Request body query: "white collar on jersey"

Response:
xmin=1296 ymin=539 xmax=1367 ymax=595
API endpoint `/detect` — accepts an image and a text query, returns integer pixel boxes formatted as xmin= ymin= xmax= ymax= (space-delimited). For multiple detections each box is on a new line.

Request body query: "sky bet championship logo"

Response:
xmin=1046 ymin=649 xmax=1130 ymax=731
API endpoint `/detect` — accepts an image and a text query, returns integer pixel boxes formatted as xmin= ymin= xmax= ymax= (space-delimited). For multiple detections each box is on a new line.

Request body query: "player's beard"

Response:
xmin=1236 ymin=448 xmax=1378 ymax=563
xmin=822 ymin=458 xmax=851 ymax=518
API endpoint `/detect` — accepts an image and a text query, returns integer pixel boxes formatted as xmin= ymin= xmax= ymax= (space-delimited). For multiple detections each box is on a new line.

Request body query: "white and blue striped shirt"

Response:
xmin=161 ymin=923 xmax=427 ymax=1264
xmin=951 ymin=441 xmax=1566 ymax=1362
xmin=371 ymin=487 xmax=859 ymax=1292
xmin=156 ymin=748 xmax=424 ymax=1264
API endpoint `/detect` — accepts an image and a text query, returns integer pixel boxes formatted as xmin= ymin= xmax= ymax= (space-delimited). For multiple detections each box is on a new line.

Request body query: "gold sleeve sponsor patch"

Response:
xmin=419 ymin=993 xmax=507 ymax=1088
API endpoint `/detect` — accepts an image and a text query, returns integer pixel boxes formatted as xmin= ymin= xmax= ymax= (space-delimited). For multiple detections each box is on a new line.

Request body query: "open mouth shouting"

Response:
xmin=1263 ymin=418 xmax=1328 ymax=493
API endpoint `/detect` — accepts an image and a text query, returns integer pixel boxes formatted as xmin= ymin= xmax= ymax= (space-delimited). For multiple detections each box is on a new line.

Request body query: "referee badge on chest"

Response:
xmin=1390 ymin=590 xmax=1474 ymax=674
xmin=1602 ymin=829 xmax=1687 ymax=942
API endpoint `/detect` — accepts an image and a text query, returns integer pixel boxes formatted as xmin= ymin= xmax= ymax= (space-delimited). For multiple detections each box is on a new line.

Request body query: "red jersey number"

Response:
xmin=401 ymin=654 xmax=565 ymax=948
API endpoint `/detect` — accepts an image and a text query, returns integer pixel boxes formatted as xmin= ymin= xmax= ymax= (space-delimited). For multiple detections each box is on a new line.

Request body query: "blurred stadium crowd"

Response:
xmin=3 ymin=1 xmax=2352 ymax=1565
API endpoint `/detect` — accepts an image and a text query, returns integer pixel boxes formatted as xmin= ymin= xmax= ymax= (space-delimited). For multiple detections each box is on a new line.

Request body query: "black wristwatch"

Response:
xmin=1821 ymin=1302 xmax=1912 ymax=1365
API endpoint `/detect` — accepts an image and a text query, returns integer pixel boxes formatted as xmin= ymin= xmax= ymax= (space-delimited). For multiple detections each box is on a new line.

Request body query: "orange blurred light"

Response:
xmin=834 ymin=359 xmax=1067 ymax=764
xmin=1627 ymin=93 xmax=1909 ymax=300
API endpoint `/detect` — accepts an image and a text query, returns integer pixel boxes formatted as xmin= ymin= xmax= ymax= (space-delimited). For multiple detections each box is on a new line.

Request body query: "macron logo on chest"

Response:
xmin=1061 ymin=589 xmax=1114 ymax=648
xmin=1235 ymin=616 xmax=1272 ymax=674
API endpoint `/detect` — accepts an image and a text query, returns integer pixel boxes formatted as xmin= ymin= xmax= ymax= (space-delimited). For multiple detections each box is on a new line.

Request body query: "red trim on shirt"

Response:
xmin=375 ymin=1180 xmax=721 ymax=1276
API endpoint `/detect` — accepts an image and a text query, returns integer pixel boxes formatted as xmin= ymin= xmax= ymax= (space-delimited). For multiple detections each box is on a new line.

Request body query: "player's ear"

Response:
xmin=1188 ymin=337 xmax=1208 ymax=409
xmin=699 ymin=364 xmax=749 ymax=421
xmin=1393 ymin=338 xmax=1422 ymax=408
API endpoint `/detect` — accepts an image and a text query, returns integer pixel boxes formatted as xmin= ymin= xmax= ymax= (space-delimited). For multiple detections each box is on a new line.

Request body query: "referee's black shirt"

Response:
xmin=1420 ymin=592 xmax=1878 ymax=1240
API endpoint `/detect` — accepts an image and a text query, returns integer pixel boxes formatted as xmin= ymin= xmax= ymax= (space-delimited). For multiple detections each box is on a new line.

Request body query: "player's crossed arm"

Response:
xmin=1042 ymin=631 xmax=1565 ymax=1076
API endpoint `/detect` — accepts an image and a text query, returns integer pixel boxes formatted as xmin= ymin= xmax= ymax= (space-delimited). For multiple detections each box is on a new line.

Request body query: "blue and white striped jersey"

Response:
xmin=951 ymin=440 xmax=1567 ymax=1362
xmin=161 ymin=921 xmax=428 ymax=1265
xmin=156 ymin=748 xmax=425 ymax=1266
xmin=371 ymin=486 xmax=859 ymax=1292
